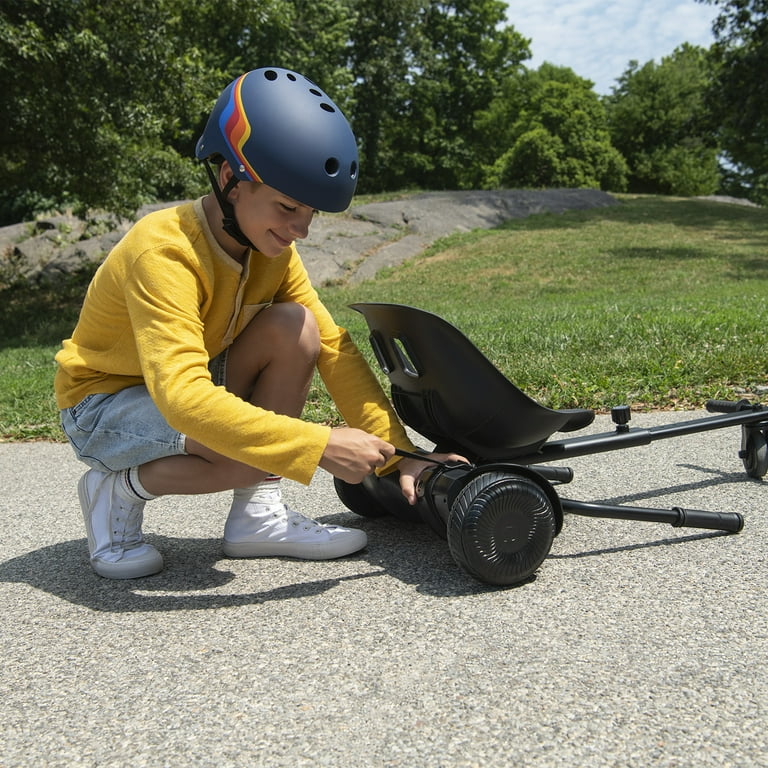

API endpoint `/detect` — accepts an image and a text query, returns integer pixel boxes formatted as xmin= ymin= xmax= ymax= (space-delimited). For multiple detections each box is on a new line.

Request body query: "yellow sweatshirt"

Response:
xmin=54 ymin=199 xmax=415 ymax=484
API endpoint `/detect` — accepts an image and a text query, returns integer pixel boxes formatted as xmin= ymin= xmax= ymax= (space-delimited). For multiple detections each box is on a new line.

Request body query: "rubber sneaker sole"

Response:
xmin=222 ymin=529 xmax=367 ymax=560
xmin=91 ymin=546 xmax=164 ymax=579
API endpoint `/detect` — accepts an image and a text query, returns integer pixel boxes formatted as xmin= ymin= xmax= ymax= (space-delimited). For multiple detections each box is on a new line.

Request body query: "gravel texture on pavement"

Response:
xmin=1 ymin=411 xmax=766 ymax=767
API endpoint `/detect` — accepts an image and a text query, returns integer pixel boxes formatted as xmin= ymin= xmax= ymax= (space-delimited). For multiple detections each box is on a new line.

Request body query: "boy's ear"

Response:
xmin=218 ymin=160 xmax=233 ymax=186
xmin=218 ymin=161 xmax=241 ymax=201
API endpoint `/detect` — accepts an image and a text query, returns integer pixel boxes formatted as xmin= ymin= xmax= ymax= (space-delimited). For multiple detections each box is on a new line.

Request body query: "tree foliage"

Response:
xmin=0 ymin=0 xmax=223 ymax=221
xmin=1 ymin=0 xmax=764 ymax=223
xmin=698 ymin=0 xmax=768 ymax=202
xmin=0 ymin=0 xmax=355 ymax=222
xmin=348 ymin=0 xmax=531 ymax=192
xmin=481 ymin=65 xmax=628 ymax=191
xmin=344 ymin=0 xmax=426 ymax=191
xmin=604 ymin=44 xmax=720 ymax=196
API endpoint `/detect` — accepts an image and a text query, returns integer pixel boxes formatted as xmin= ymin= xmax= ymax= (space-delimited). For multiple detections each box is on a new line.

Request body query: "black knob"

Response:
xmin=611 ymin=405 xmax=631 ymax=431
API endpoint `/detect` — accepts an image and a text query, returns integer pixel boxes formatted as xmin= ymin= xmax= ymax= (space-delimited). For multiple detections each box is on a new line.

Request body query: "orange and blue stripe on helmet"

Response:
xmin=219 ymin=74 xmax=263 ymax=182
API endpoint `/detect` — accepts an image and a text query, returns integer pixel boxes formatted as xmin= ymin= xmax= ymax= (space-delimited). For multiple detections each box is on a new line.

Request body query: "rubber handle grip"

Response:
xmin=533 ymin=465 xmax=574 ymax=483
xmin=706 ymin=398 xmax=751 ymax=413
xmin=672 ymin=507 xmax=744 ymax=533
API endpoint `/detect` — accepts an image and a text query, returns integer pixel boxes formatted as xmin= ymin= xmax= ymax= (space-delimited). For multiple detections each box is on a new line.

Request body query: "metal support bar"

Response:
xmin=515 ymin=409 xmax=768 ymax=466
xmin=561 ymin=499 xmax=744 ymax=533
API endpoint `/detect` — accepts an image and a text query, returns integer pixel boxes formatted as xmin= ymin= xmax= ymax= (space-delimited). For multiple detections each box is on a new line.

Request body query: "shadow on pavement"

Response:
xmin=548 ymin=530 xmax=730 ymax=560
xmin=0 ymin=519 xmax=498 ymax=612
xmin=0 ymin=535 xmax=375 ymax=612
xmin=2 ymin=465 xmax=757 ymax=610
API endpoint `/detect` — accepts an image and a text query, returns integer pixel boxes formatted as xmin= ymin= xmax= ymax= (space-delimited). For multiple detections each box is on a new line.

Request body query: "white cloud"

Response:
xmin=503 ymin=0 xmax=719 ymax=93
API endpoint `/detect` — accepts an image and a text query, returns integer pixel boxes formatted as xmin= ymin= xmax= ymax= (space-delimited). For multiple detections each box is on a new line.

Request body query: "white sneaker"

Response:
xmin=78 ymin=469 xmax=164 ymax=579
xmin=223 ymin=486 xmax=367 ymax=560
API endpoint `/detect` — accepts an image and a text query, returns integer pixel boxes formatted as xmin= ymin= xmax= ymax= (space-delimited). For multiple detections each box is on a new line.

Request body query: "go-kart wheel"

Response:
xmin=742 ymin=429 xmax=768 ymax=479
xmin=447 ymin=472 xmax=556 ymax=586
xmin=333 ymin=476 xmax=389 ymax=518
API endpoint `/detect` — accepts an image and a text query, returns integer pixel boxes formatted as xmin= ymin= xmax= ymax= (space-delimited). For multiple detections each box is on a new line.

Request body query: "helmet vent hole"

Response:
xmin=309 ymin=88 xmax=322 ymax=97
xmin=350 ymin=161 xmax=358 ymax=179
xmin=320 ymin=102 xmax=335 ymax=113
xmin=325 ymin=158 xmax=340 ymax=177
xmin=264 ymin=70 xmax=278 ymax=81
xmin=287 ymin=73 xmax=297 ymax=81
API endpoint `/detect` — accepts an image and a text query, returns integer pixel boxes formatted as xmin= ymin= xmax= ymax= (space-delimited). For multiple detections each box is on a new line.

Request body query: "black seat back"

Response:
xmin=352 ymin=302 xmax=593 ymax=461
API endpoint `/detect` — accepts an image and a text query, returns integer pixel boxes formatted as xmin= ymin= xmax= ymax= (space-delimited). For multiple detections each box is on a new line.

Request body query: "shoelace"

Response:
xmin=285 ymin=507 xmax=323 ymax=532
xmin=108 ymin=489 xmax=145 ymax=549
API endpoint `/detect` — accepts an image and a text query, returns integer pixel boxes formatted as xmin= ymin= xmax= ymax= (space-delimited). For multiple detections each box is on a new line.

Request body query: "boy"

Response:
xmin=55 ymin=67 xmax=458 ymax=579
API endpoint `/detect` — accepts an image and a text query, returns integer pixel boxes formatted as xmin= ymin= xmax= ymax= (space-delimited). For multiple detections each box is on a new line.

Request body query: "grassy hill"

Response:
xmin=1 ymin=194 xmax=766 ymax=440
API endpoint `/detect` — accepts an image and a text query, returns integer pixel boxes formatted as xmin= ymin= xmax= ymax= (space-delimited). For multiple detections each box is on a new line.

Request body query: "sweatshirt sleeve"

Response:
xmin=273 ymin=250 xmax=418 ymax=470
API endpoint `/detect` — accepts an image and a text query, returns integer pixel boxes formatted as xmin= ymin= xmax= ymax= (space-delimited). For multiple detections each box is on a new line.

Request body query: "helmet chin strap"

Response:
xmin=202 ymin=160 xmax=256 ymax=251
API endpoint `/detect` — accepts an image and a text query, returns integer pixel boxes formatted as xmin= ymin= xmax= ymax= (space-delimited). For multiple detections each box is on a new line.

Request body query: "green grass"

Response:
xmin=0 ymin=268 xmax=95 ymax=440
xmin=318 ymin=194 xmax=768 ymax=414
xmin=1 ymin=194 xmax=766 ymax=441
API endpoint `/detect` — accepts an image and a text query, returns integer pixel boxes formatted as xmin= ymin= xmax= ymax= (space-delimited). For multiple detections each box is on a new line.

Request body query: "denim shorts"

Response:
xmin=60 ymin=350 xmax=228 ymax=472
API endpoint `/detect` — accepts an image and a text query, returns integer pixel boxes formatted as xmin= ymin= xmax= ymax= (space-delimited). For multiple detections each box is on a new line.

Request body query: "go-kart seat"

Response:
xmin=351 ymin=303 xmax=594 ymax=461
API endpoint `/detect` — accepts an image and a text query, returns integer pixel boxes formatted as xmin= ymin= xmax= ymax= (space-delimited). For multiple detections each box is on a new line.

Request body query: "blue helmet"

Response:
xmin=196 ymin=68 xmax=359 ymax=213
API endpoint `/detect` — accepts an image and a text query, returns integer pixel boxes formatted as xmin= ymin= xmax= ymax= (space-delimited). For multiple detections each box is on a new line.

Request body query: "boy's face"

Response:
xmin=226 ymin=167 xmax=316 ymax=258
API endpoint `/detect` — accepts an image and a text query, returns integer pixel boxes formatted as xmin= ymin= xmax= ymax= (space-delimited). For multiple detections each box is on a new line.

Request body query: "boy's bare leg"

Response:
xmin=138 ymin=302 xmax=319 ymax=496
xmin=77 ymin=301 xmax=376 ymax=575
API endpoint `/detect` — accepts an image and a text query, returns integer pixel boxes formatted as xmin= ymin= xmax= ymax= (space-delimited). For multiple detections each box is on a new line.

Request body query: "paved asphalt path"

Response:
xmin=1 ymin=410 xmax=766 ymax=767
xmin=2 ymin=192 xmax=765 ymax=765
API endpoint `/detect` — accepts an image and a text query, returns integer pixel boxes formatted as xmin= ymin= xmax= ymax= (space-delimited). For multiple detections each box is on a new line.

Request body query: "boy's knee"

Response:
xmin=260 ymin=302 xmax=320 ymax=356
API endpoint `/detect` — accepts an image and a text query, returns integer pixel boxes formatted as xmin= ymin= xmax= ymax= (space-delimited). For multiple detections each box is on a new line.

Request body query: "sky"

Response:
xmin=503 ymin=0 xmax=721 ymax=94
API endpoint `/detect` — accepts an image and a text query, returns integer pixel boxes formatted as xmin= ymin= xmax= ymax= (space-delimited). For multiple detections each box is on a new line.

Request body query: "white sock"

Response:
xmin=226 ymin=476 xmax=283 ymax=541
xmin=118 ymin=467 xmax=157 ymax=502
xmin=232 ymin=475 xmax=282 ymax=506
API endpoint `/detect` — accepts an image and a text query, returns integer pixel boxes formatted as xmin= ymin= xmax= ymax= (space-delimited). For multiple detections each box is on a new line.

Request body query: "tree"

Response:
xmin=345 ymin=0 xmax=425 ymax=192
xmin=348 ymin=0 xmax=531 ymax=192
xmin=483 ymin=64 xmax=628 ymax=191
xmin=0 ymin=0 xmax=226 ymax=222
xmin=0 ymin=0 xmax=355 ymax=223
xmin=399 ymin=0 xmax=531 ymax=190
xmin=182 ymin=0 xmax=355 ymax=102
xmin=401 ymin=0 xmax=531 ymax=190
xmin=698 ymin=0 xmax=768 ymax=202
xmin=604 ymin=44 xmax=720 ymax=196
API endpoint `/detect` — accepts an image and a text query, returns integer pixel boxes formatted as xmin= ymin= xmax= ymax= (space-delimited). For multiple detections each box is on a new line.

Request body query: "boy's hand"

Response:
xmin=319 ymin=427 xmax=395 ymax=484
xmin=397 ymin=452 xmax=469 ymax=506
